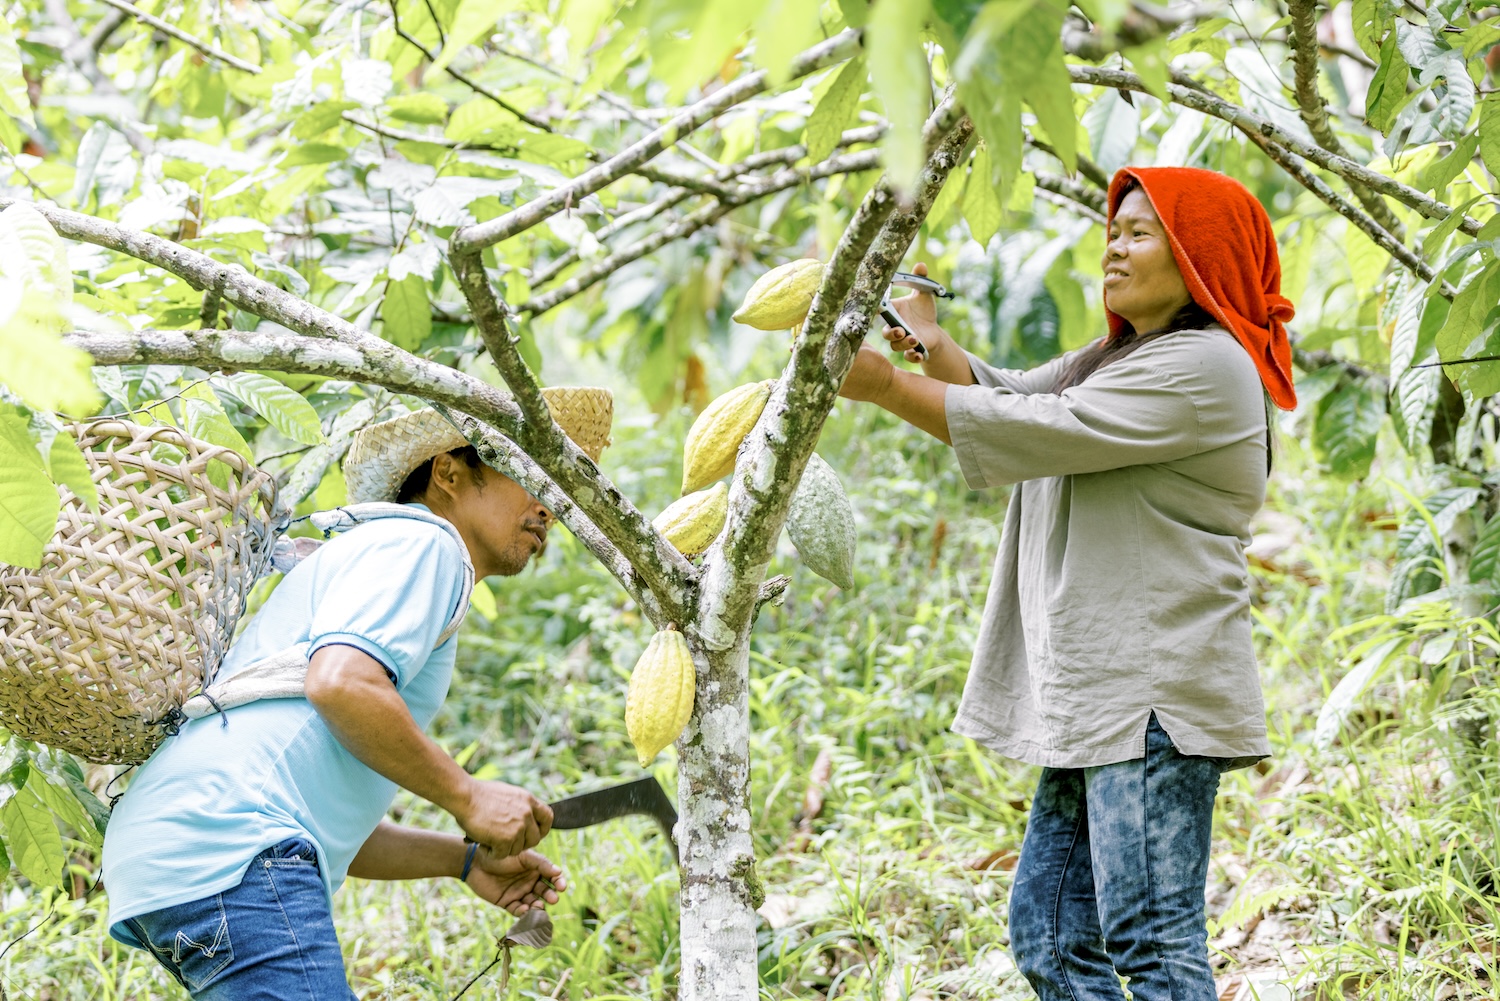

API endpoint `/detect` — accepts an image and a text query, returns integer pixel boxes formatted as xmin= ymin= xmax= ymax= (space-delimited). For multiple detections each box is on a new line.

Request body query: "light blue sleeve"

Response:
xmin=306 ymin=520 xmax=466 ymax=688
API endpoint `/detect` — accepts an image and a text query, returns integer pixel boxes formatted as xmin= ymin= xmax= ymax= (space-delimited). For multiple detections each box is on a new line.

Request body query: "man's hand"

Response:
xmin=455 ymin=780 xmax=554 ymax=858
xmin=465 ymin=847 xmax=566 ymax=916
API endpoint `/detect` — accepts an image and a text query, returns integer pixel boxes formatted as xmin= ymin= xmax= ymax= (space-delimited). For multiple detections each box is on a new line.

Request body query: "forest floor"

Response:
xmin=1 ymin=403 xmax=1495 ymax=1000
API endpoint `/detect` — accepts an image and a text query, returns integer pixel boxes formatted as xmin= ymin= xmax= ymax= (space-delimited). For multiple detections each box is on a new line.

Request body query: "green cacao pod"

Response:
xmin=787 ymin=453 xmax=856 ymax=589
xmin=626 ymin=627 xmax=695 ymax=766
xmin=732 ymin=258 xmax=824 ymax=330
xmin=653 ymin=482 xmax=729 ymax=558
xmin=681 ymin=380 xmax=774 ymax=494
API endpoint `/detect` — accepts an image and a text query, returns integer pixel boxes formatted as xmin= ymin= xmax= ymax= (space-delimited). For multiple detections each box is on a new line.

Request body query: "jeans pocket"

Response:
xmin=167 ymin=894 xmax=235 ymax=991
xmin=263 ymin=837 xmax=320 ymax=871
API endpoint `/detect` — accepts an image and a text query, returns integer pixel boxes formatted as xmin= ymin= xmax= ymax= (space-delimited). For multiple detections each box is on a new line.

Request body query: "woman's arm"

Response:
xmin=840 ymin=346 xmax=952 ymax=444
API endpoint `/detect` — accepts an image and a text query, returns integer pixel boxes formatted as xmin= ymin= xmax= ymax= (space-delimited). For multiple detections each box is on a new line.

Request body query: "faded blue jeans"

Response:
xmin=125 ymin=837 xmax=357 ymax=1000
xmin=1008 ymin=714 xmax=1226 ymax=1001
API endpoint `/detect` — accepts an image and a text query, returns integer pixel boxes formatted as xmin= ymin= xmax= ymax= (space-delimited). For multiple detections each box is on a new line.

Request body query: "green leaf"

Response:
xmin=1345 ymin=222 xmax=1389 ymax=298
xmin=292 ymin=100 xmax=358 ymax=140
xmin=32 ymin=750 xmax=108 ymax=837
xmin=1366 ymin=32 xmax=1409 ymax=133
xmin=1082 ymin=87 xmax=1139 ymax=176
xmin=752 ymin=0 xmax=826 ymax=84
xmin=46 ymin=433 xmax=98 ymax=515
xmin=962 ymin=146 xmax=1002 ymax=247
xmin=0 ymin=785 xmax=64 ymax=889
xmin=1426 ymin=49 xmax=1475 ymax=140
xmin=182 ymin=386 xmax=253 ymax=491
xmin=1423 ymin=191 xmax=1485 ymax=251
xmin=218 ymin=372 xmax=325 ymax=446
xmin=0 ymin=415 xmax=60 ymax=569
xmin=1313 ymin=379 xmax=1385 ymax=479
xmin=27 ymin=766 xmax=99 ymax=846
xmin=1021 ymin=7 xmax=1078 ymax=172
xmin=1479 ymin=96 xmax=1500 ymax=179
xmin=952 ymin=1 xmax=1026 ymax=203
xmin=1353 ymin=0 xmax=1393 ymax=58
xmin=470 ymin=578 xmax=497 ymax=620
xmin=0 ymin=21 xmax=32 ymax=127
xmin=1437 ymin=261 xmax=1500 ymax=360
xmin=1392 ymin=364 xmax=1440 ymax=451
xmin=382 ymin=275 xmax=432 ymax=350
xmin=804 ymin=57 xmax=867 ymax=165
xmin=869 ymin=0 xmax=931 ymax=193
xmin=1471 ymin=511 xmax=1500 ymax=582
xmin=446 ymin=97 xmax=522 ymax=143
xmin=926 ymin=152 xmax=969 ymax=228
xmin=429 ymin=0 xmax=516 ymax=77
xmin=1124 ymin=37 xmax=1170 ymax=102
xmin=386 ymin=92 xmax=449 ymax=124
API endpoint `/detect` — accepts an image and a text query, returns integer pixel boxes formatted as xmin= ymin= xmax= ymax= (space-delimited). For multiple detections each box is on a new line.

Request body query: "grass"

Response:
xmin=4 ymin=404 xmax=1499 ymax=1000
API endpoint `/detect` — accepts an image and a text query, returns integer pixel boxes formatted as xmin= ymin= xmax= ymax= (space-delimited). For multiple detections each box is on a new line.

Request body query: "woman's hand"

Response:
xmin=881 ymin=262 xmax=951 ymax=364
xmin=464 ymin=847 xmax=567 ymax=916
xmin=840 ymin=344 xmax=896 ymax=403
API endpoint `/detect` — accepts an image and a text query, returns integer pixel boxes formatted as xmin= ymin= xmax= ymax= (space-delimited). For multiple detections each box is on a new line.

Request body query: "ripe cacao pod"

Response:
xmin=626 ymin=627 xmax=695 ymax=766
xmin=681 ymin=380 xmax=774 ymax=494
xmin=787 ymin=453 xmax=856 ymax=589
xmin=732 ymin=258 xmax=824 ymax=330
xmin=652 ymin=482 xmax=729 ymax=558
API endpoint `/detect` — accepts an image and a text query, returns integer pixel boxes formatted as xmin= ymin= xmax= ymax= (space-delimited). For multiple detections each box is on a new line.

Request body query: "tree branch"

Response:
xmin=448 ymin=248 xmax=697 ymax=620
xmin=520 ymin=149 xmax=882 ymax=316
xmin=450 ymin=28 xmax=863 ymax=252
xmin=1034 ymin=172 xmax=1107 ymax=218
xmin=96 ymin=0 xmax=262 ymax=74
xmin=1070 ymin=64 xmax=1483 ymax=239
xmin=0 ymin=197 xmax=378 ymax=347
xmin=1285 ymin=0 xmax=1405 ymax=239
xmin=695 ymin=106 xmax=973 ymax=651
xmin=1027 ymin=135 xmax=1111 ymax=190
xmin=387 ymin=0 xmax=551 ymax=132
xmin=526 ymin=186 xmax=696 ymax=287
xmin=66 ymin=327 xmax=526 ymax=431
xmin=433 ymin=405 xmax=664 ymax=622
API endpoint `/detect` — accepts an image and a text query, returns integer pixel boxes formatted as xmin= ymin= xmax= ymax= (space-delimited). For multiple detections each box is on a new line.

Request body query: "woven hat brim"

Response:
xmin=345 ymin=389 xmax=613 ymax=505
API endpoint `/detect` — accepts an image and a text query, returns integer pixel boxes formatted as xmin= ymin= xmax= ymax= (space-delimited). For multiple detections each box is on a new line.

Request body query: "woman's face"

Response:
xmin=1102 ymin=188 xmax=1193 ymax=333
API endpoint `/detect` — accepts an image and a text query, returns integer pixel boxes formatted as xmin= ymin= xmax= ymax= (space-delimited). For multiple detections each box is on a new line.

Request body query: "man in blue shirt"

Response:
xmin=102 ymin=405 xmax=604 ymax=998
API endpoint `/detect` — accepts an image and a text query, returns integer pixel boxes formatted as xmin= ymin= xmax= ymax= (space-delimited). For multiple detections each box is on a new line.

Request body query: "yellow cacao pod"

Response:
xmin=653 ymin=482 xmax=729 ymax=557
xmin=681 ymin=380 xmax=774 ymax=494
xmin=626 ymin=627 xmax=695 ymax=766
xmin=732 ymin=258 xmax=824 ymax=330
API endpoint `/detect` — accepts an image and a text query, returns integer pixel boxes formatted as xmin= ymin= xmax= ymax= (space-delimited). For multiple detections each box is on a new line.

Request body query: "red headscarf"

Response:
xmin=1106 ymin=167 xmax=1297 ymax=410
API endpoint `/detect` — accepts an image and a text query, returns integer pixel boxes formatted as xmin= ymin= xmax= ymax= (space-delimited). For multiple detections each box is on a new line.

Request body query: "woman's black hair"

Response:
xmin=396 ymin=446 xmax=485 ymax=503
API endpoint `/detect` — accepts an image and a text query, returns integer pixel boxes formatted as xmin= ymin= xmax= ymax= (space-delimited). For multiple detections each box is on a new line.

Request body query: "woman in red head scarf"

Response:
xmin=840 ymin=166 xmax=1294 ymax=1000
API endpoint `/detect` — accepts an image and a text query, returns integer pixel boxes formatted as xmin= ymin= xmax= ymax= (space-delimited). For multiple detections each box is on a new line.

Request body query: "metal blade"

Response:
xmin=548 ymin=776 xmax=679 ymax=863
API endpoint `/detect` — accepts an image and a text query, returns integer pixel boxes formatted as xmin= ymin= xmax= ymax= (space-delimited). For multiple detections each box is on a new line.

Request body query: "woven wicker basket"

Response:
xmin=0 ymin=421 xmax=283 ymax=764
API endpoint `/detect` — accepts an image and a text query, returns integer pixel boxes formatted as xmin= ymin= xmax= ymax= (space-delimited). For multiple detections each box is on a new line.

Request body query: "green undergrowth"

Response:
xmin=4 ymin=407 xmax=1499 ymax=1000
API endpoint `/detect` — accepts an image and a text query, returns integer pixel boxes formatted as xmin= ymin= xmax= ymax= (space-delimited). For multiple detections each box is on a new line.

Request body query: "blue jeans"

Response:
xmin=125 ymin=838 xmax=356 ymax=1000
xmin=1009 ymin=714 xmax=1224 ymax=1001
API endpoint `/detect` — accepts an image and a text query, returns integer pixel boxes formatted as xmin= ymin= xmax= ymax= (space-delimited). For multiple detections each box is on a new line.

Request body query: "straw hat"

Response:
xmin=345 ymin=387 xmax=613 ymax=505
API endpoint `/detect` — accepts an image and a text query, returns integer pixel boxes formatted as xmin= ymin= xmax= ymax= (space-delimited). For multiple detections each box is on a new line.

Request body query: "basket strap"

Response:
xmin=183 ymin=504 xmax=474 ymax=720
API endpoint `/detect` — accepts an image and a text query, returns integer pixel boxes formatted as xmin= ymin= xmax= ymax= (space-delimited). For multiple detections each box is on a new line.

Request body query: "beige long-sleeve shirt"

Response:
xmin=944 ymin=327 xmax=1271 ymax=769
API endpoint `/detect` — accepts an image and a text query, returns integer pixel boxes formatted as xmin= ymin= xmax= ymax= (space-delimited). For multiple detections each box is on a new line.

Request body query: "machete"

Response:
xmin=548 ymin=775 xmax=679 ymax=864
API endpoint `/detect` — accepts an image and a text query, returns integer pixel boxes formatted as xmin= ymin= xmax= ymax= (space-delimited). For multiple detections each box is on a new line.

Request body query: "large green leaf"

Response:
xmin=1479 ymin=95 xmax=1500 ymax=179
xmin=428 ymin=0 xmax=517 ymax=77
xmin=1436 ymin=261 xmax=1500 ymax=360
xmin=1312 ymin=379 xmax=1386 ymax=479
xmin=1416 ymin=131 xmax=1478 ymax=194
xmin=1082 ymin=87 xmax=1139 ymax=176
xmin=0 ymin=21 xmax=31 ymax=127
xmin=952 ymin=1 xmax=1026 ymax=202
xmin=0 ymin=785 xmax=64 ymax=889
xmin=1365 ymin=33 xmax=1409 ymax=133
xmin=1470 ymin=511 xmax=1500 ymax=583
xmin=868 ymin=0 xmax=931 ymax=192
xmin=47 ymin=433 xmax=99 ymax=515
xmin=1016 ymin=5 xmax=1076 ymax=172
xmin=27 ymin=767 xmax=99 ymax=847
xmin=382 ymin=275 xmax=432 ymax=351
xmin=804 ymin=57 xmax=867 ymax=165
xmin=752 ymin=0 xmax=824 ymax=84
xmin=182 ymin=386 xmax=253 ymax=491
xmin=218 ymin=372 xmax=326 ymax=446
xmin=0 ymin=415 xmax=60 ymax=569
xmin=962 ymin=146 xmax=1002 ymax=247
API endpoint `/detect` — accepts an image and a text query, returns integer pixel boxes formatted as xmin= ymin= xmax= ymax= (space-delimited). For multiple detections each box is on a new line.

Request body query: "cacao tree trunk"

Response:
xmin=676 ymin=632 xmax=758 ymax=1001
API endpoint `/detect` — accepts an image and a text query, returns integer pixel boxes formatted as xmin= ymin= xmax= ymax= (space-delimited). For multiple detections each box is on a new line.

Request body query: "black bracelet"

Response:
xmin=459 ymin=841 xmax=479 ymax=882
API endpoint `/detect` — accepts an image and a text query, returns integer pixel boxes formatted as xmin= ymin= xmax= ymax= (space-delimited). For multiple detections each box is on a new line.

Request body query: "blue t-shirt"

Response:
xmin=102 ymin=506 xmax=466 ymax=945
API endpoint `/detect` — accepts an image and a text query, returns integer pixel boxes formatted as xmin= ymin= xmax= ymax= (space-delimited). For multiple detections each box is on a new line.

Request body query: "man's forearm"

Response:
xmin=348 ymin=820 xmax=466 ymax=881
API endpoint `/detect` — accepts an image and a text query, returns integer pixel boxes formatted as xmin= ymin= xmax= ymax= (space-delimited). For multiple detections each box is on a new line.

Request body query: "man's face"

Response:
xmin=430 ymin=452 xmax=552 ymax=578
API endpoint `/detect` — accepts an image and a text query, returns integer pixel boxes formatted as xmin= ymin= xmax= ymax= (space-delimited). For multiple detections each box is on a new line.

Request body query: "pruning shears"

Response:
xmin=878 ymin=271 xmax=956 ymax=362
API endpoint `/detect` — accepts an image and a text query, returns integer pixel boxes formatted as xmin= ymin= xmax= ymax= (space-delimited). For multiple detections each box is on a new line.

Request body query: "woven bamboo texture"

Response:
xmin=0 ymin=421 xmax=282 ymax=764
xmin=345 ymin=389 xmax=614 ymax=505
